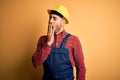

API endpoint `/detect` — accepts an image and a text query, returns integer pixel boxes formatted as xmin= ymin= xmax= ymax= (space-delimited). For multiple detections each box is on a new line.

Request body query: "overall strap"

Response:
xmin=60 ymin=34 xmax=71 ymax=48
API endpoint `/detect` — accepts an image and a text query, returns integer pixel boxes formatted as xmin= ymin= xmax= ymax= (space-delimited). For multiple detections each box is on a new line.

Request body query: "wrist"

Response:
xmin=47 ymin=41 xmax=52 ymax=46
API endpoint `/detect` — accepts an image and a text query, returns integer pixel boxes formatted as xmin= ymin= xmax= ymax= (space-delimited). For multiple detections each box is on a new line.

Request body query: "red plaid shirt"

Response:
xmin=32 ymin=30 xmax=86 ymax=80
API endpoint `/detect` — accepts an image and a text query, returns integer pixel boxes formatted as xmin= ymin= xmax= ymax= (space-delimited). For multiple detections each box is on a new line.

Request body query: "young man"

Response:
xmin=32 ymin=5 xmax=86 ymax=80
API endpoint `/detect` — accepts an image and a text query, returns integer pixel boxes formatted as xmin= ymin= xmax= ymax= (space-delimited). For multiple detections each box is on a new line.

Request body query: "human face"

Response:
xmin=48 ymin=14 xmax=64 ymax=33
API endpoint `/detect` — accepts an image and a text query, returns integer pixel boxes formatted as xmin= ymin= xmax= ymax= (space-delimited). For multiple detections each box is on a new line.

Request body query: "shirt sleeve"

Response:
xmin=73 ymin=37 xmax=86 ymax=80
xmin=32 ymin=36 xmax=52 ymax=68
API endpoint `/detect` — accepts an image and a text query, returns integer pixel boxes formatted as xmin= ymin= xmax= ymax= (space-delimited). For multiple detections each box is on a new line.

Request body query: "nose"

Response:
xmin=49 ymin=18 xmax=52 ymax=23
xmin=49 ymin=17 xmax=54 ymax=24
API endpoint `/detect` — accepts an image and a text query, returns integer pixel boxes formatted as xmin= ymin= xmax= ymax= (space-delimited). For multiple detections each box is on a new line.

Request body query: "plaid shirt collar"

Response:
xmin=54 ymin=29 xmax=68 ymax=37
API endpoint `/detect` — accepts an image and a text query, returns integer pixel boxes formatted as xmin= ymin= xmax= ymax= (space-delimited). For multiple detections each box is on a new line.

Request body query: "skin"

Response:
xmin=47 ymin=14 xmax=66 ymax=46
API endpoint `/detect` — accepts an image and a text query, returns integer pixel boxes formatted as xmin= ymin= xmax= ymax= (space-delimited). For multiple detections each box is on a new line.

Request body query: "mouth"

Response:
xmin=49 ymin=23 xmax=52 ymax=26
xmin=49 ymin=24 xmax=54 ymax=28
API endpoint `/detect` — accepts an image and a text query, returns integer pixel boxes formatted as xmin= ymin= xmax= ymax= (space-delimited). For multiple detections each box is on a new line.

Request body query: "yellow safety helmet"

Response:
xmin=47 ymin=5 xmax=69 ymax=24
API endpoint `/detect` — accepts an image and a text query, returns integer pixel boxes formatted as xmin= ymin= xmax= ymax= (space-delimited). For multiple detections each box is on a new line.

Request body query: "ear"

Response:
xmin=61 ymin=18 xmax=66 ymax=26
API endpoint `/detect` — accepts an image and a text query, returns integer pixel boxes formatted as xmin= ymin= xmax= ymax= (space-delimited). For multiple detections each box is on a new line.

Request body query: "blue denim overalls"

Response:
xmin=43 ymin=34 xmax=74 ymax=80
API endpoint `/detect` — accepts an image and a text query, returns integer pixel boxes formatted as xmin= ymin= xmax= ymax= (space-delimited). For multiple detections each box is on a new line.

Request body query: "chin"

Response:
xmin=55 ymin=29 xmax=59 ymax=33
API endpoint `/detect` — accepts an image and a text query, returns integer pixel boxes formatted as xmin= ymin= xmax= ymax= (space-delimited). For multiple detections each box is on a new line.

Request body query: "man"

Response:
xmin=32 ymin=5 xmax=86 ymax=80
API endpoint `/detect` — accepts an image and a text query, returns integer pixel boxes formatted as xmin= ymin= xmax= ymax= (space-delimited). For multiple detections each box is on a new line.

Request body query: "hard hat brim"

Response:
xmin=47 ymin=9 xmax=51 ymax=14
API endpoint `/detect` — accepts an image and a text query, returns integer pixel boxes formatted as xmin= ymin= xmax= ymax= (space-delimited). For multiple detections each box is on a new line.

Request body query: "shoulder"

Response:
xmin=38 ymin=35 xmax=48 ymax=44
xmin=69 ymin=34 xmax=80 ymax=42
xmin=69 ymin=34 xmax=82 ymax=46
xmin=39 ymin=35 xmax=47 ymax=40
xmin=69 ymin=34 xmax=82 ymax=48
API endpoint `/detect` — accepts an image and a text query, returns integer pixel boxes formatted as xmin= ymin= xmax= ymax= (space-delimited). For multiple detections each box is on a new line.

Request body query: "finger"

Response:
xmin=47 ymin=26 xmax=50 ymax=34
xmin=47 ymin=25 xmax=52 ymax=35
xmin=50 ymin=25 xmax=53 ymax=36
xmin=51 ymin=26 xmax=55 ymax=35
xmin=47 ymin=25 xmax=51 ymax=41
xmin=47 ymin=25 xmax=50 ymax=35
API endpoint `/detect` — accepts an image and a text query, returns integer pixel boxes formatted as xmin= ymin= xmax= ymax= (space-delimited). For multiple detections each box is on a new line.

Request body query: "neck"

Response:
xmin=56 ymin=28 xmax=64 ymax=35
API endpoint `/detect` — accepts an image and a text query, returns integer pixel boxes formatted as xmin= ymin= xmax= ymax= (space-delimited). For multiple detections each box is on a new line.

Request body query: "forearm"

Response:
xmin=32 ymin=44 xmax=51 ymax=68
xmin=77 ymin=66 xmax=86 ymax=80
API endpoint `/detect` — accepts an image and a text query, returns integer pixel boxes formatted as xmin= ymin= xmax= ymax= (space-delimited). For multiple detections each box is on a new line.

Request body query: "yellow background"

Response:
xmin=0 ymin=0 xmax=120 ymax=80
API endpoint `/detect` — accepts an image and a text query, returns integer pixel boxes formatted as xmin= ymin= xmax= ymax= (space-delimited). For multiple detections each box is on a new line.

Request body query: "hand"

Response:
xmin=47 ymin=24 xmax=55 ymax=46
